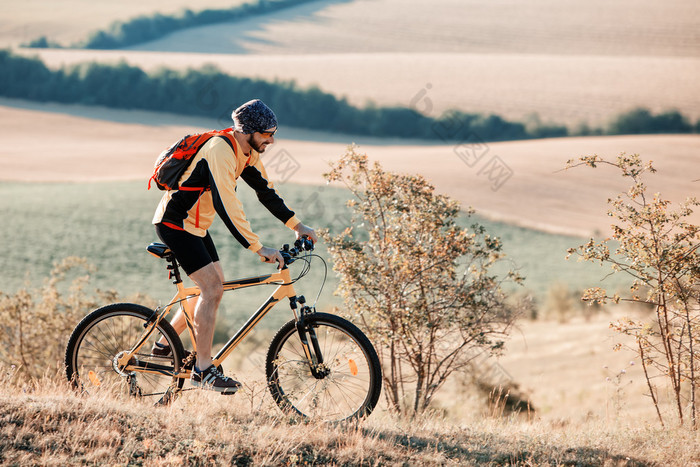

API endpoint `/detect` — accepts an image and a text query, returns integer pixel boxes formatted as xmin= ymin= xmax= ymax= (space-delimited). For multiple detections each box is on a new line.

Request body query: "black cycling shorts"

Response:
xmin=155 ymin=223 xmax=219 ymax=276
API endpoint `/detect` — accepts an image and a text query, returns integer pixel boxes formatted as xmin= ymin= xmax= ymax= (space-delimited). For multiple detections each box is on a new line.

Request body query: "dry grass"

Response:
xmin=1 ymin=304 xmax=697 ymax=465
xmin=498 ymin=308 xmax=659 ymax=425
xmin=1 ymin=364 xmax=698 ymax=466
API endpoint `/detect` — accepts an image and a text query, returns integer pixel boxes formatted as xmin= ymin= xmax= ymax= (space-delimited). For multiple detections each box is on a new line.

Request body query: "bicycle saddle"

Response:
xmin=147 ymin=242 xmax=172 ymax=258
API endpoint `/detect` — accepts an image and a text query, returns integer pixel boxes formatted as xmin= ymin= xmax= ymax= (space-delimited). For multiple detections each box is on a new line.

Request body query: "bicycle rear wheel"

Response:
xmin=65 ymin=303 xmax=185 ymax=404
xmin=266 ymin=313 xmax=382 ymax=422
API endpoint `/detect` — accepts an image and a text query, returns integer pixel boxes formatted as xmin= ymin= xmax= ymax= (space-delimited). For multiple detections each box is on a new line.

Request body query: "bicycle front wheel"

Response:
xmin=65 ymin=303 xmax=185 ymax=404
xmin=266 ymin=313 xmax=382 ymax=422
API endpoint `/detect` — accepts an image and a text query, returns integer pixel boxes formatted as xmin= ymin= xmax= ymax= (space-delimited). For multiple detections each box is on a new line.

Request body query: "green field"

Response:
xmin=0 ymin=181 xmax=352 ymax=331
xmin=0 ymin=181 xmax=629 ymax=330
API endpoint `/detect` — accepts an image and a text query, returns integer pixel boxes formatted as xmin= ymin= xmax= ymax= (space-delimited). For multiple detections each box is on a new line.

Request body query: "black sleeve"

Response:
xmin=240 ymin=165 xmax=296 ymax=224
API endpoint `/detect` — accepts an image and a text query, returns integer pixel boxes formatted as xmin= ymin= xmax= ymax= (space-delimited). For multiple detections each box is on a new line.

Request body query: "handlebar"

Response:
xmin=280 ymin=236 xmax=315 ymax=266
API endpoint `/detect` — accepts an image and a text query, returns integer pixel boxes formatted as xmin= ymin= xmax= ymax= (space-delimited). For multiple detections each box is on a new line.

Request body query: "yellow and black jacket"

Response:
xmin=152 ymin=131 xmax=300 ymax=252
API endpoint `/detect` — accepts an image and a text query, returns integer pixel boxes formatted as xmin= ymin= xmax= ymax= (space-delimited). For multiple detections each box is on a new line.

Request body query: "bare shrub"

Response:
xmin=566 ymin=154 xmax=700 ymax=429
xmin=0 ymin=257 xmax=114 ymax=382
xmin=323 ymin=147 xmax=524 ymax=417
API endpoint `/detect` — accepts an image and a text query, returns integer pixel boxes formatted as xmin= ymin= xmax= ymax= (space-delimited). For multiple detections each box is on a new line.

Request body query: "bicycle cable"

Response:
xmin=297 ymin=251 xmax=328 ymax=309
xmin=277 ymin=250 xmax=327 ymax=309
xmin=311 ymin=254 xmax=328 ymax=308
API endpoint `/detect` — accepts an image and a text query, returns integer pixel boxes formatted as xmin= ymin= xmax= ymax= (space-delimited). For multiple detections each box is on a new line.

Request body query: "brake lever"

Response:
xmin=281 ymin=251 xmax=294 ymax=265
xmin=294 ymin=236 xmax=315 ymax=252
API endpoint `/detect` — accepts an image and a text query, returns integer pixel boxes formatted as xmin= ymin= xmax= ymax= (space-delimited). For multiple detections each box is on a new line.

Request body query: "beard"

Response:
xmin=247 ymin=134 xmax=269 ymax=153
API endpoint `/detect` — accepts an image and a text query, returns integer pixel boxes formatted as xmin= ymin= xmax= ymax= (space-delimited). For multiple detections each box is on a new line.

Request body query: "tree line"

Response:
xmin=25 ymin=0 xmax=331 ymax=49
xmin=2 ymin=51 xmax=698 ymax=141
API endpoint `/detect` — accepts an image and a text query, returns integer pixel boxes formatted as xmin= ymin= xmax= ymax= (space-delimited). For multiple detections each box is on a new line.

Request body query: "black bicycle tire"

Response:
xmin=266 ymin=312 xmax=382 ymax=422
xmin=65 ymin=303 xmax=185 ymax=402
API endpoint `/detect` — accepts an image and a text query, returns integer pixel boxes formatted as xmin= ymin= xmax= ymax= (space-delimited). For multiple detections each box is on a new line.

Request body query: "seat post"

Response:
xmin=166 ymin=253 xmax=183 ymax=284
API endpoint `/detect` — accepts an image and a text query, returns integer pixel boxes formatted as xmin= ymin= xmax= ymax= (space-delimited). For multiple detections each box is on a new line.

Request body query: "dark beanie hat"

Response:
xmin=232 ymin=99 xmax=277 ymax=134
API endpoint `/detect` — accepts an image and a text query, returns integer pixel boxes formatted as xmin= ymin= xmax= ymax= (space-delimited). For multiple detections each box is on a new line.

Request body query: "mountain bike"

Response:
xmin=64 ymin=237 xmax=382 ymax=422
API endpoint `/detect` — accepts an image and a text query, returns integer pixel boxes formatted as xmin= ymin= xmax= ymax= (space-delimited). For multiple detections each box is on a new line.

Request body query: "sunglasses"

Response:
xmin=259 ymin=128 xmax=277 ymax=138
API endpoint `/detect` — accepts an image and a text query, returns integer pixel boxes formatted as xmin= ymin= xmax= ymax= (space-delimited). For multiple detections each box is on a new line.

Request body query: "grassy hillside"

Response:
xmin=0 ymin=181 xmax=350 ymax=331
xmin=1 ymin=372 xmax=697 ymax=465
xmin=0 ymin=181 xmax=629 ymax=325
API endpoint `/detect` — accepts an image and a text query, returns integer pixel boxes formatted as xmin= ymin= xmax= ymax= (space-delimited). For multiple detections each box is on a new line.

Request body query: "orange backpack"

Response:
xmin=148 ymin=128 xmax=237 ymax=191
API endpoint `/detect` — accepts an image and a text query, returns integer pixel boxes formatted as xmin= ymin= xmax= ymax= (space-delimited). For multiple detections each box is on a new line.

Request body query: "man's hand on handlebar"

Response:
xmin=258 ymin=220 xmax=317 ymax=269
xmin=257 ymin=233 xmax=315 ymax=269
xmin=293 ymin=222 xmax=318 ymax=244
xmin=257 ymin=246 xmax=285 ymax=269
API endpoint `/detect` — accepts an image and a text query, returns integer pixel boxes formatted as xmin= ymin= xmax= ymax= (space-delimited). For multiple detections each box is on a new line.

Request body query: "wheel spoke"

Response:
xmin=66 ymin=306 xmax=183 ymax=404
xmin=267 ymin=314 xmax=381 ymax=422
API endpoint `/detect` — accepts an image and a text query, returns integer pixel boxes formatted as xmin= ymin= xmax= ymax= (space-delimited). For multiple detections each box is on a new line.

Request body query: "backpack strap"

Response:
xmin=215 ymin=130 xmax=253 ymax=169
xmin=178 ymin=129 xmax=236 ymax=229
xmin=149 ymin=128 xmax=241 ymax=228
xmin=216 ymin=129 xmax=238 ymax=156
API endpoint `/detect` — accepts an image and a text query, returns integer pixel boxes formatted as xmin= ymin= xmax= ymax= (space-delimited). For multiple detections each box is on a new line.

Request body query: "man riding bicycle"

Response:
xmin=152 ymin=99 xmax=317 ymax=394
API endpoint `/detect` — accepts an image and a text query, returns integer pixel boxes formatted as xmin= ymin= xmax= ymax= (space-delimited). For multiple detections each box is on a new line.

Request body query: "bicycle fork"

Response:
xmin=290 ymin=296 xmax=329 ymax=379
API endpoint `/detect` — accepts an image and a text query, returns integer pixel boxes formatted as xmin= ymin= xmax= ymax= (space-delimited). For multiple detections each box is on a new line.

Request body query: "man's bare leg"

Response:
xmin=160 ymin=262 xmax=224 ymax=339
xmin=187 ymin=262 xmax=224 ymax=370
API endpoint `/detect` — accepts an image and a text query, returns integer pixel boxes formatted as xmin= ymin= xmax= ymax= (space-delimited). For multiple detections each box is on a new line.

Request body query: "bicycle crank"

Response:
xmin=113 ymin=351 xmax=136 ymax=377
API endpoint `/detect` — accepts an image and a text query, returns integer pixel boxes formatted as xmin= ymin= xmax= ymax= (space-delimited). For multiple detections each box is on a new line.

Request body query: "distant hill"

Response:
xmin=16 ymin=0 xmax=700 ymax=57
xmin=8 ymin=0 xmax=700 ymax=127
xmin=1 ymin=101 xmax=698 ymax=238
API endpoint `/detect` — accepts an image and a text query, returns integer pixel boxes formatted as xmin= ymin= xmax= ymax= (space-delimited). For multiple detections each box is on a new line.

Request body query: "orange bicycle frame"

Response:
xmin=117 ymin=266 xmax=304 ymax=378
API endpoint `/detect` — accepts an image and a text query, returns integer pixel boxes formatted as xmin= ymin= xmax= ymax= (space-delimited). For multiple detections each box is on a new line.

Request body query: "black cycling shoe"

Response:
xmin=151 ymin=341 xmax=173 ymax=357
xmin=151 ymin=342 xmax=192 ymax=363
xmin=190 ymin=365 xmax=241 ymax=395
